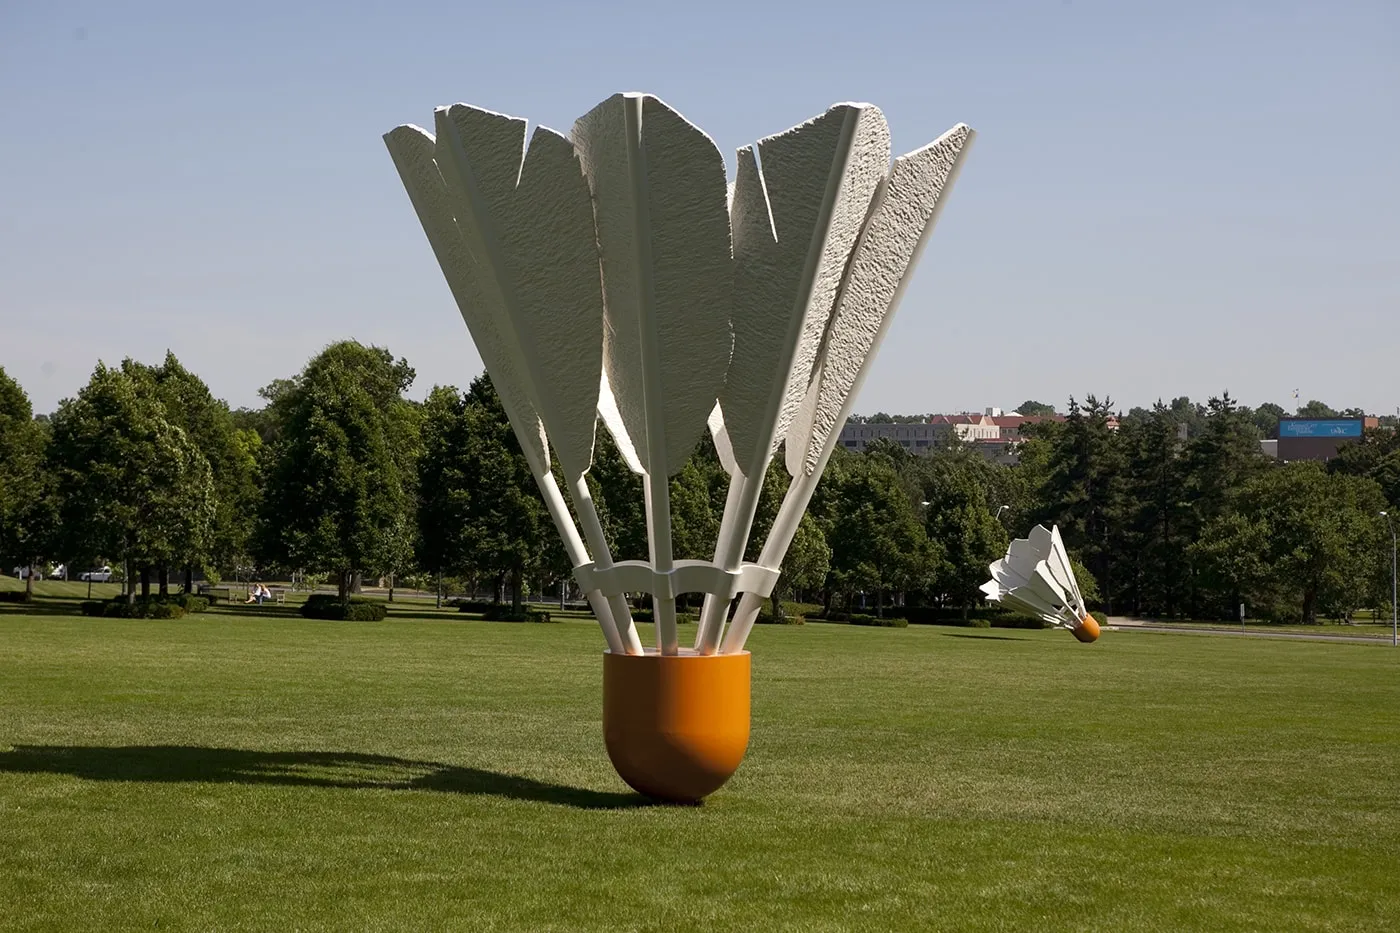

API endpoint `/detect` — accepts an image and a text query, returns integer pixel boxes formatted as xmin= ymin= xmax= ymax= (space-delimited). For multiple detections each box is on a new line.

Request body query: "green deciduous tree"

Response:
xmin=916 ymin=451 xmax=1008 ymax=617
xmin=0 ymin=367 xmax=54 ymax=595
xmin=769 ymin=513 xmax=831 ymax=620
xmin=416 ymin=385 xmax=477 ymax=601
xmin=124 ymin=352 xmax=261 ymax=591
xmin=814 ymin=454 xmax=939 ymax=616
xmin=48 ymin=364 xmax=214 ymax=602
xmin=1193 ymin=463 xmax=1387 ymax=623
xmin=257 ymin=342 xmax=418 ymax=600
xmin=1015 ymin=400 xmax=1057 ymax=417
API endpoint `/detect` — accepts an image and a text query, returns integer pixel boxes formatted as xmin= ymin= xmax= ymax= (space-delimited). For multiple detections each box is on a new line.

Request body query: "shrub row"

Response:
xmin=452 ymin=601 xmax=556 ymax=622
xmin=81 ymin=599 xmax=188 ymax=619
xmin=626 ymin=608 xmax=696 ymax=625
xmin=755 ymin=605 xmax=806 ymax=625
xmin=848 ymin=614 xmax=908 ymax=628
xmin=0 ymin=591 xmax=34 ymax=603
xmin=300 ymin=594 xmax=386 ymax=622
xmin=451 ymin=599 xmax=498 ymax=614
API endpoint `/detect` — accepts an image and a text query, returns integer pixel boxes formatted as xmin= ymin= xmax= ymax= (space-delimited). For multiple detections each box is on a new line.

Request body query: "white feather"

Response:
xmin=982 ymin=524 xmax=1089 ymax=630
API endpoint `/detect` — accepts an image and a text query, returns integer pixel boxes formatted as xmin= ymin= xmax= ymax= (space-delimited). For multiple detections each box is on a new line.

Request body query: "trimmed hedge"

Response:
xmin=0 ymin=591 xmax=34 ymax=603
xmin=491 ymin=608 xmax=555 ymax=623
xmin=989 ymin=615 xmax=1051 ymax=630
xmin=849 ymin=614 xmax=908 ymax=628
xmin=300 ymin=594 xmax=386 ymax=622
xmin=627 ymin=608 xmax=696 ymax=625
xmin=454 ymin=602 xmax=557 ymax=622
xmin=1090 ymin=610 xmax=1108 ymax=626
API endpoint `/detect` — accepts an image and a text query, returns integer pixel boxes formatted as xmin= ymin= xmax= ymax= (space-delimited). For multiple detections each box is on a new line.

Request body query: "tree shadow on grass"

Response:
xmin=940 ymin=632 xmax=1030 ymax=642
xmin=0 ymin=745 xmax=651 ymax=810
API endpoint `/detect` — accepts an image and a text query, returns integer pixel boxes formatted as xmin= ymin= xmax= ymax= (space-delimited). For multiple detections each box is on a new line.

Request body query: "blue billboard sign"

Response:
xmin=1279 ymin=419 xmax=1363 ymax=438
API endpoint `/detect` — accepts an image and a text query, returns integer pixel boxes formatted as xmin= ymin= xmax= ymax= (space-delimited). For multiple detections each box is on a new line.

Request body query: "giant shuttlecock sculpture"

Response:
xmin=386 ymin=92 xmax=974 ymax=801
xmin=981 ymin=525 xmax=1102 ymax=644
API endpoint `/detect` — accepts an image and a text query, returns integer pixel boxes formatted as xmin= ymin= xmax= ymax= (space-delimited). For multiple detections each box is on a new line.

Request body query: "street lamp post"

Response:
xmin=1382 ymin=511 xmax=1397 ymax=648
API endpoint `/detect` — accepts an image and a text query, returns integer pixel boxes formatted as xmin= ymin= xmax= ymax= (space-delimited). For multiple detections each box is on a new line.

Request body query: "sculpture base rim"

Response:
xmin=603 ymin=648 xmax=750 ymax=803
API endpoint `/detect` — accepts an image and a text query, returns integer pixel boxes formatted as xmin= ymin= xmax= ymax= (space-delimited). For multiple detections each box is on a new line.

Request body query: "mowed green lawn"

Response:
xmin=2 ymin=602 xmax=1398 ymax=932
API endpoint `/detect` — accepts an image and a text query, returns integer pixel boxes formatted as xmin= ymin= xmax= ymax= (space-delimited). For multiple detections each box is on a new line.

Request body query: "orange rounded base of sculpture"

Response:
xmin=603 ymin=649 xmax=751 ymax=803
xmin=1073 ymin=615 xmax=1101 ymax=643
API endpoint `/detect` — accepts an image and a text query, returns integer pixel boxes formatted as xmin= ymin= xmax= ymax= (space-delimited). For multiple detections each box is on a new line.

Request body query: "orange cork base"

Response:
xmin=603 ymin=649 xmax=750 ymax=803
xmin=1073 ymin=615 xmax=1101 ymax=643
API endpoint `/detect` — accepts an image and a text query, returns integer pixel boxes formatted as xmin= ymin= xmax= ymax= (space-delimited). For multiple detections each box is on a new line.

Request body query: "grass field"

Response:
xmin=2 ymin=597 xmax=1399 ymax=932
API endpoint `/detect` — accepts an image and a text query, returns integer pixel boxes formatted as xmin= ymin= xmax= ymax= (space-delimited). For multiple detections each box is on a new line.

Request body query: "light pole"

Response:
xmin=995 ymin=505 xmax=1010 ymax=522
xmin=1382 ymin=511 xmax=1397 ymax=648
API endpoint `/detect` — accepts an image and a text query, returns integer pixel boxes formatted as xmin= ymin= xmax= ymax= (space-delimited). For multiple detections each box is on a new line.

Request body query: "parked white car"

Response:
xmin=79 ymin=566 xmax=114 ymax=583
xmin=12 ymin=566 xmax=43 ymax=580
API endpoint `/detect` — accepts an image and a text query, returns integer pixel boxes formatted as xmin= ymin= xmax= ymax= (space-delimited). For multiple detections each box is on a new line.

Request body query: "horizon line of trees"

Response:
xmin=850 ymin=398 xmax=1398 ymax=437
xmin=2 ymin=344 xmax=1396 ymax=623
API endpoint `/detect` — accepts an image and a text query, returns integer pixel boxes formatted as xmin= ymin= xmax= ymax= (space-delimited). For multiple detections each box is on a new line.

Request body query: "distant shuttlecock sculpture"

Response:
xmin=981 ymin=525 xmax=1101 ymax=643
xmin=386 ymin=92 xmax=974 ymax=801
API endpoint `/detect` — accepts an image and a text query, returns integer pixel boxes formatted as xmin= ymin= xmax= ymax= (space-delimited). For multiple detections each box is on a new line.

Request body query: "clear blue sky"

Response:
xmin=2 ymin=0 xmax=1396 ymax=417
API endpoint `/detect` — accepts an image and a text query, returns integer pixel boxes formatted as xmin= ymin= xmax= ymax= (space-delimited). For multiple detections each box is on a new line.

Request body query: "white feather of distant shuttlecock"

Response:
xmin=980 ymin=525 xmax=1089 ymax=629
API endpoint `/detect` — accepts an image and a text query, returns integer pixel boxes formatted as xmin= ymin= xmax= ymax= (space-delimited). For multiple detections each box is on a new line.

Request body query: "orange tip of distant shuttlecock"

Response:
xmin=1073 ymin=614 xmax=1101 ymax=643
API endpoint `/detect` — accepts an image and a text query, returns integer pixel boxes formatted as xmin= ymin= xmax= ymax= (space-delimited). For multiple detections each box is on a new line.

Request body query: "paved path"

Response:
xmin=1106 ymin=618 xmax=1397 ymax=646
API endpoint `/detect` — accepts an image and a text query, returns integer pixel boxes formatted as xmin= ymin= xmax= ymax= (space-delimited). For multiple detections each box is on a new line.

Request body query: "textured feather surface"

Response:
xmin=571 ymin=93 xmax=732 ymax=477
xmin=433 ymin=105 xmax=604 ymax=479
xmin=721 ymin=104 xmax=889 ymax=478
xmin=383 ymin=124 xmax=548 ymax=473
xmin=786 ymin=125 xmax=974 ymax=476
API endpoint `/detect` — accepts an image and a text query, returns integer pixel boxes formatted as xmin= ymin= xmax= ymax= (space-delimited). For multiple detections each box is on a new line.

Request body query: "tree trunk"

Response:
xmin=494 ymin=572 xmax=506 ymax=605
xmin=387 ymin=574 xmax=395 ymax=603
xmin=140 ymin=566 xmax=151 ymax=599
xmin=436 ymin=570 xmax=442 ymax=610
xmin=770 ymin=589 xmax=784 ymax=623
xmin=125 ymin=558 xmax=135 ymax=604
xmin=158 ymin=566 xmax=169 ymax=597
xmin=511 ymin=564 xmax=523 ymax=615
xmin=25 ymin=563 xmax=35 ymax=597
xmin=184 ymin=565 xmax=194 ymax=594
xmin=350 ymin=572 xmax=363 ymax=594
xmin=1301 ymin=587 xmax=1317 ymax=625
xmin=338 ymin=570 xmax=351 ymax=602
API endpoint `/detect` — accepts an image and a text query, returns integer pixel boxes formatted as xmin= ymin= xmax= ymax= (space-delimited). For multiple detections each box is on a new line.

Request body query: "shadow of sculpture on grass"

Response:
xmin=0 ymin=745 xmax=650 ymax=810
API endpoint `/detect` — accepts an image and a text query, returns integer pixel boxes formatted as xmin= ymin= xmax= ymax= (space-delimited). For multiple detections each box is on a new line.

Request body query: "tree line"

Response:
xmin=1 ymin=344 xmax=1395 ymax=622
